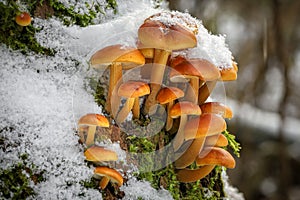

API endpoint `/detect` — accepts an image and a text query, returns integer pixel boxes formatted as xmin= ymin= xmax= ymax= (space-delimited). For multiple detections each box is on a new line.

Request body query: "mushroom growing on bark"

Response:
xmin=169 ymin=101 xmax=201 ymax=151
xmin=170 ymin=58 xmax=220 ymax=104
xmin=116 ymin=81 xmax=150 ymax=123
xmin=94 ymin=166 xmax=123 ymax=189
xmin=90 ymin=44 xmax=145 ymax=116
xmin=200 ymin=102 xmax=233 ymax=119
xmin=78 ymin=114 xmax=109 ymax=147
xmin=156 ymin=87 xmax=184 ymax=131
xmin=138 ymin=11 xmax=198 ymax=112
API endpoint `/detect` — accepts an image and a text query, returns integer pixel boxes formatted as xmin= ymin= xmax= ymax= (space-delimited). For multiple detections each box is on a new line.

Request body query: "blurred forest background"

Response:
xmin=168 ymin=0 xmax=300 ymax=199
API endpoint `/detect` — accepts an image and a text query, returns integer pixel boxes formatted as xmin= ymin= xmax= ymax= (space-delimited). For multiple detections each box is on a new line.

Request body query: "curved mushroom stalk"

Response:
xmin=116 ymin=97 xmax=135 ymax=124
xmin=176 ymin=165 xmax=216 ymax=183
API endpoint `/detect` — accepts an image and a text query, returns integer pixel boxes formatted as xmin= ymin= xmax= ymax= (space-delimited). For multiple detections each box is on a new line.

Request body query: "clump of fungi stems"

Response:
xmin=77 ymin=11 xmax=239 ymax=190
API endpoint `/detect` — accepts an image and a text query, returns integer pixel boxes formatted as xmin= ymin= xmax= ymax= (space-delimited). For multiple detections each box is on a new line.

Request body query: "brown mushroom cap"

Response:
xmin=15 ymin=12 xmax=31 ymax=26
xmin=170 ymin=59 xmax=220 ymax=82
xmin=220 ymin=62 xmax=238 ymax=81
xmin=90 ymin=44 xmax=145 ymax=70
xmin=84 ymin=145 xmax=118 ymax=162
xmin=78 ymin=114 xmax=109 ymax=127
xmin=118 ymin=81 xmax=150 ymax=98
xmin=196 ymin=147 xmax=236 ymax=168
xmin=156 ymin=87 xmax=184 ymax=105
xmin=169 ymin=101 xmax=201 ymax=118
xmin=138 ymin=12 xmax=197 ymax=51
xmin=94 ymin=166 xmax=124 ymax=189
xmin=176 ymin=165 xmax=215 ymax=183
xmin=204 ymin=134 xmax=228 ymax=147
xmin=200 ymin=102 xmax=233 ymax=119
xmin=184 ymin=113 xmax=227 ymax=140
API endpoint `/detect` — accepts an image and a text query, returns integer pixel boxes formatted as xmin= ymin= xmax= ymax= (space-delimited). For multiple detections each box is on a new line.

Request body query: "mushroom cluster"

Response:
xmin=77 ymin=10 xmax=239 ymax=191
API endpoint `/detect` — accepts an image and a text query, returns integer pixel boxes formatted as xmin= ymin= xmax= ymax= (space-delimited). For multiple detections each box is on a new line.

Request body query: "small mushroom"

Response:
xmin=196 ymin=147 xmax=236 ymax=169
xmin=156 ymin=87 xmax=184 ymax=131
xmin=174 ymin=138 xmax=205 ymax=169
xmin=94 ymin=166 xmax=123 ymax=189
xmin=176 ymin=165 xmax=215 ymax=183
xmin=169 ymin=101 xmax=201 ymax=151
xmin=200 ymin=102 xmax=233 ymax=119
xmin=219 ymin=62 xmax=238 ymax=81
xmin=170 ymin=58 xmax=220 ymax=104
xmin=84 ymin=145 xmax=118 ymax=163
xmin=90 ymin=44 xmax=145 ymax=116
xmin=15 ymin=12 xmax=31 ymax=26
xmin=78 ymin=114 xmax=109 ymax=146
xmin=204 ymin=134 xmax=228 ymax=147
xmin=116 ymin=81 xmax=150 ymax=123
xmin=138 ymin=11 xmax=198 ymax=112
xmin=184 ymin=113 xmax=227 ymax=141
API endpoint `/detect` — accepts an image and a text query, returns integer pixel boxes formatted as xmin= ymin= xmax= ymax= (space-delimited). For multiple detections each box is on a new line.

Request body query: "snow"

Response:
xmin=0 ymin=0 xmax=240 ymax=199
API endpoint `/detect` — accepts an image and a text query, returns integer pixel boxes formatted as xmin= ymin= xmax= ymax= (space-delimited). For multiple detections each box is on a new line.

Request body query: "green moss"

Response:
xmin=0 ymin=154 xmax=45 ymax=199
xmin=223 ymin=130 xmax=241 ymax=157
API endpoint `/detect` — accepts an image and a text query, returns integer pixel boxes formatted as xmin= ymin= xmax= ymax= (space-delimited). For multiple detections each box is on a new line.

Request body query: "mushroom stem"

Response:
xmin=198 ymin=80 xmax=217 ymax=105
xmin=85 ymin=125 xmax=97 ymax=147
xmin=173 ymin=114 xmax=188 ymax=151
xmin=132 ymin=97 xmax=140 ymax=119
xmin=176 ymin=165 xmax=216 ymax=183
xmin=107 ymin=62 xmax=123 ymax=116
xmin=186 ymin=77 xmax=199 ymax=104
xmin=116 ymin=98 xmax=135 ymax=123
xmin=99 ymin=176 xmax=110 ymax=189
xmin=165 ymin=101 xmax=174 ymax=131
xmin=174 ymin=138 xmax=205 ymax=169
xmin=144 ymin=49 xmax=171 ymax=113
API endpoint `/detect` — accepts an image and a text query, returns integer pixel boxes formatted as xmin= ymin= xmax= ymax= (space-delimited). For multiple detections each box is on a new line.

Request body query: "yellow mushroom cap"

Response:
xmin=118 ymin=81 xmax=150 ymax=98
xmin=156 ymin=87 xmax=184 ymax=104
xmin=90 ymin=44 xmax=145 ymax=70
xmin=200 ymin=102 xmax=233 ymax=119
xmin=169 ymin=101 xmax=201 ymax=118
xmin=220 ymin=62 xmax=238 ymax=81
xmin=196 ymin=147 xmax=236 ymax=169
xmin=84 ymin=145 xmax=118 ymax=162
xmin=15 ymin=12 xmax=31 ymax=26
xmin=184 ymin=113 xmax=227 ymax=140
xmin=94 ymin=166 xmax=124 ymax=187
xmin=78 ymin=114 xmax=109 ymax=127
xmin=170 ymin=59 xmax=220 ymax=82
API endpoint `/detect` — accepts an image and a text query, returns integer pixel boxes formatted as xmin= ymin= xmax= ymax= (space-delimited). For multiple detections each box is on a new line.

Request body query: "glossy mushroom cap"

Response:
xmin=15 ymin=12 xmax=31 ymax=26
xmin=118 ymin=81 xmax=150 ymax=98
xmin=220 ymin=62 xmax=238 ymax=81
xmin=200 ymin=102 xmax=233 ymax=119
xmin=90 ymin=44 xmax=145 ymax=70
xmin=84 ymin=145 xmax=118 ymax=162
xmin=205 ymin=134 xmax=228 ymax=147
xmin=176 ymin=165 xmax=215 ymax=183
xmin=78 ymin=114 xmax=109 ymax=127
xmin=196 ymin=147 xmax=236 ymax=169
xmin=94 ymin=166 xmax=124 ymax=189
xmin=184 ymin=113 xmax=227 ymax=140
xmin=170 ymin=58 xmax=220 ymax=82
xmin=156 ymin=87 xmax=184 ymax=105
xmin=169 ymin=101 xmax=201 ymax=118
xmin=138 ymin=11 xmax=198 ymax=51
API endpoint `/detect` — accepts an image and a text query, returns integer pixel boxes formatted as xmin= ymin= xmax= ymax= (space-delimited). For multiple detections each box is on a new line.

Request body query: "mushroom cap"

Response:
xmin=169 ymin=55 xmax=187 ymax=68
xmin=90 ymin=44 xmax=145 ymax=70
xmin=94 ymin=166 xmax=124 ymax=186
xmin=204 ymin=134 xmax=228 ymax=147
xmin=78 ymin=114 xmax=109 ymax=127
xmin=15 ymin=12 xmax=31 ymax=26
xmin=220 ymin=67 xmax=237 ymax=81
xmin=118 ymin=81 xmax=150 ymax=98
xmin=156 ymin=87 xmax=184 ymax=104
xmin=176 ymin=165 xmax=215 ymax=183
xmin=169 ymin=101 xmax=201 ymax=118
xmin=170 ymin=59 xmax=220 ymax=82
xmin=138 ymin=12 xmax=197 ymax=51
xmin=84 ymin=145 xmax=118 ymax=162
xmin=184 ymin=113 xmax=227 ymax=140
xmin=200 ymin=102 xmax=233 ymax=119
xmin=196 ymin=147 xmax=236 ymax=168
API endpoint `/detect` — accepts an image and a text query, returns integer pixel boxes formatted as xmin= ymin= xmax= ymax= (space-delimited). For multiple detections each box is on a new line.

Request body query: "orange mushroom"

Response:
xmin=94 ymin=166 xmax=123 ymax=189
xmin=15 ymin=12 xmax=31 ymax=26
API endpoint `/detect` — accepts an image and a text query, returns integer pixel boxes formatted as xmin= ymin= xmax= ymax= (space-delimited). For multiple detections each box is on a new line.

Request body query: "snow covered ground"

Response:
xmin=0 ymin=0 xmax=244 ymax=199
